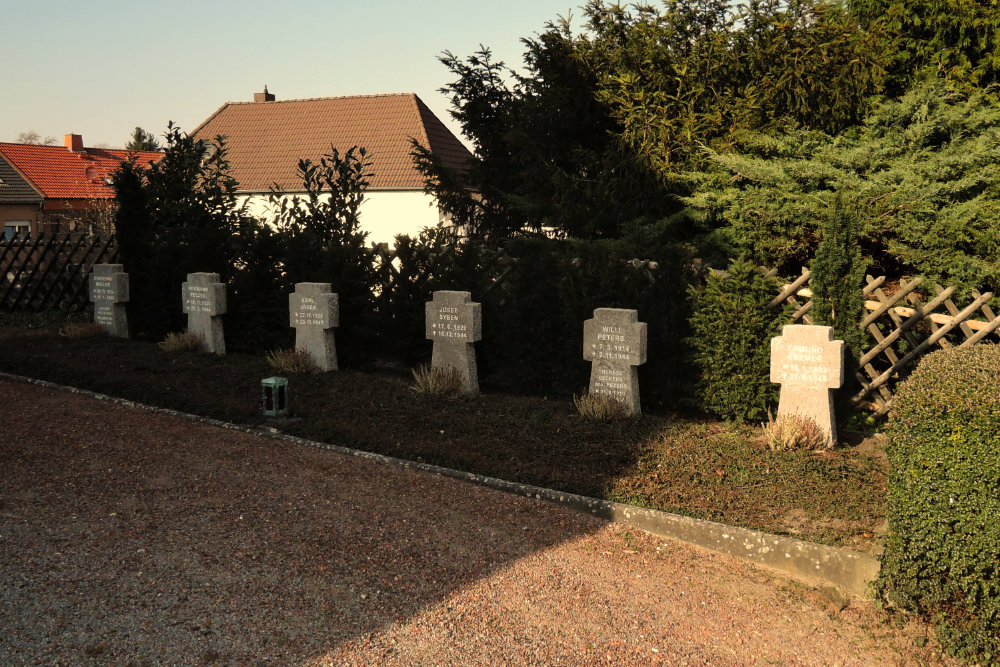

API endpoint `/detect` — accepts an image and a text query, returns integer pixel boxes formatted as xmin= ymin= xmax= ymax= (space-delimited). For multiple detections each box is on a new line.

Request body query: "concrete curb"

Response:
xmin=0 ymin=371 xmax=880 ymax=597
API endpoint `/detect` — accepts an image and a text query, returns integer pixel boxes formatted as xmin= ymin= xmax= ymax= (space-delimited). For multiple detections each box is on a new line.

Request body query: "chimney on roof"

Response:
xmin=253 ymin=85 xmax=275 ymax=103
xmin=64 ymin=134 xmax=84 ymax=152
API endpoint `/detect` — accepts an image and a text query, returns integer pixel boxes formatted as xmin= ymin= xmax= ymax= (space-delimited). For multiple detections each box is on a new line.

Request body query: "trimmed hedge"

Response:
xmin=687 ymin=259 xmax=790 ymax=422
xmin=878 ymin=344 xmax=1000 ymax=663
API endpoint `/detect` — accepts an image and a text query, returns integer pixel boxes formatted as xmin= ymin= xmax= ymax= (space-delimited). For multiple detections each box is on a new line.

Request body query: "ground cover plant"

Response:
xmin=878 ymin=345 xmax=1000 ymax=663
xmin=0 ymin=319 xmax=887 ymax=552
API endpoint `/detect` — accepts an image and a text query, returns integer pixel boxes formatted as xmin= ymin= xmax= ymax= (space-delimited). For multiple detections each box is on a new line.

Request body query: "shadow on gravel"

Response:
xmin=0 ymin=328 xmax=656 ymax=501
xmin=0 ymin=377 xmax=611 ymax=664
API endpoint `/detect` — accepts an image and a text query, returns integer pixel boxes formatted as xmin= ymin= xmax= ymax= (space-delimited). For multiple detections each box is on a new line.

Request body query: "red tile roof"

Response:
xmin=0 ymin=143 xmax=162 ymax=200
xmin=191 ymin=93 xmax=473 ymax=193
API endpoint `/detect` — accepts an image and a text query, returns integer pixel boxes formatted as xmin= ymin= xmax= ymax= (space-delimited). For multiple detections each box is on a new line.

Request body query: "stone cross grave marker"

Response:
xmin=88 ymin=263 xmax=129 ymax=338
xmin=770 ymin=324 xmax=845 ymax=445
xmin=290 ymin=282 xmax=340 ymax=371
xmin=583 ymin=308 xmax=647 ymax=416
xmin=182 ymin=272 xmax=227 ymax=354
xmin=425 ymin=290 xmax=482 ymax=395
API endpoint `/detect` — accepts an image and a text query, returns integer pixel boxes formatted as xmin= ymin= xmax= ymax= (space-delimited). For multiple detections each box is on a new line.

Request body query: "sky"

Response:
xmin=0 ymin=0 xmax=583 ymax=149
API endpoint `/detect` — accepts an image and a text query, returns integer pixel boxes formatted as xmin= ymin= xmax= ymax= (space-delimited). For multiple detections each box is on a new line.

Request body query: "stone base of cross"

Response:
xmin=583 ymin=308 xmax=647 ymax=416
xmin=425 ymin=290 xmax=482 ymax=395
xmin=770 ymin=324 xmax=845 ymax=445
xmin=182 ymin=272 xmax=227 ymax=355
xmin=290 ymin=282 xmax=339 ymax=371
xmin=89 ymin=263 xmax=129 ymax=338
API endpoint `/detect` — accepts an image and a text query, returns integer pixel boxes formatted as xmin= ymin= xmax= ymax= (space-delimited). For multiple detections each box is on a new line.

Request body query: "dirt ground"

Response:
xmin=0 ymin=378 xmax=950 ymax=665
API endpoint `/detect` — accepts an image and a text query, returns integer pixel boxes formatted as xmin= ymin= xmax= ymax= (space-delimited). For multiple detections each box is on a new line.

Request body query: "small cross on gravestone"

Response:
xmin=425 ymin=290 xmax=482 ymax=395
xmin=770 ymin=324 xmax=845 ymax=444
xmin=88 ymin=263 xmax=129 ymax=338
xmin=583 ymin=308 xmax=647 ymax=416
xmin=290 ymin=282 xmax=339 ymax=371
xmin=182 ymin=272 xmax=227 ymax=354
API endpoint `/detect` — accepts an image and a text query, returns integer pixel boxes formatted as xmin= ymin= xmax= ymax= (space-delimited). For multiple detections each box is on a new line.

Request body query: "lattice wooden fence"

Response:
xmin=769 ymin=267 xmax=1000 ymax=416
xmin=0 ymin=233 xmax=117 ymax=312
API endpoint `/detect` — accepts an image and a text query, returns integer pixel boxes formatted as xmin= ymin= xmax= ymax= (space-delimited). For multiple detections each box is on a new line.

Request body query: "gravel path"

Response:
xmin=0 ymin=378 xmax=948 ymax=665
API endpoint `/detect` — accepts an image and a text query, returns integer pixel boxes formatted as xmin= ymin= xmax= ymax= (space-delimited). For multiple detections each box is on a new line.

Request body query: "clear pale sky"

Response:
xmin=1 ymin=0 xmax=581 ymax=149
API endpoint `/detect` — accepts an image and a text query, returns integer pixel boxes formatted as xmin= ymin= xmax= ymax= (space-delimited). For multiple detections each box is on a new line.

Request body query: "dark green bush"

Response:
xmin=687 ymin=259 xmax=790 ymax=422
xmin=113 ymin=124 xmax=279 ymax=348
xmin=384 ymin=232 xmax=694 ymax=410
xmin=878 ymin=344 xmax=1000 ymax=663
xmin=476 ymin=235 xmax=694 ymax=410
xmin=372 ymin=227 xmax=494 ymax=364
xmin=269 ymin=146 xmax=377 ymax=365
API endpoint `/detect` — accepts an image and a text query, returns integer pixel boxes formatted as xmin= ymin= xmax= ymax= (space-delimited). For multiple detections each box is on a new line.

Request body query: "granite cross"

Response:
xmin=583 ymin=308 xmax=648 ymax=415
xmin=182 ymin=272 xmax=227 ymax=354
xmin=89 ymin=263 xmax=129 ymax=338
xmin=425 ymin=290 xmax=482 ymax=395
xmin=290 ymin=282 xmax=340 ymax=371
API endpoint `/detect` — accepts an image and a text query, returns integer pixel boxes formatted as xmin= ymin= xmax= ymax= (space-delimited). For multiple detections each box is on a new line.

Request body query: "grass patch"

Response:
xmin=266 ymin=348 xmax=315 ymax=374
xmin=411 ymin=364 xmax=463 ymax=397
xmin=603 ymin=419 xmax=886 ymax=548
xmin=158 ymin=331 xmax=202 ymax=353
xmin=59 ymin=322 xmax=107 ymax=339
xmin=761 ymin=412 xmax=830 ymax=450
xmin=574 ymin=393 xmax=629 ymax=422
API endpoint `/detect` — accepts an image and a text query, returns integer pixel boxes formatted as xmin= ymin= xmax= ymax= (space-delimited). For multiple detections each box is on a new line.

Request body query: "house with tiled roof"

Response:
xmin=191 ymin=89 xmax=473 ymax=246
xmin=0 ymin=135 xmax=161 ymax=240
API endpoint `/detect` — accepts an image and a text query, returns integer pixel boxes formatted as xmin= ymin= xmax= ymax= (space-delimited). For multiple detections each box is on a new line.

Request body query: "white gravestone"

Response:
xmin=425 ymin=290 xmax=482 ymax=395
xmin=88 ymin=263 xmax=129 ymax=338
xmin=770 ymin=324 xmax=845 ymax=445
xmin=583 ymin=308 xmax=647 ymax=416
xmin=290 ymin=282 xmax=339 ymax=371
xmin=182 ymin=272 xmax=227 ymax=354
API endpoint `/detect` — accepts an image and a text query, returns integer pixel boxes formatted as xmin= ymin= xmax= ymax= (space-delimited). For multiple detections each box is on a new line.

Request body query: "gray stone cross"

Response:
xmin=583 ymin=308 xmax=647 ymax=415
xmin=770 ymin=324 xmax=845 ymax=444
xmin=182 ymin=272 xmax=227 ymax=354
xmin=88 ymin=263 xmax=129 ymax=338
xmin=290 ymin=282 xmax=339 ymax=371
xmin=425 ymin=290 xmax=482 ymax=395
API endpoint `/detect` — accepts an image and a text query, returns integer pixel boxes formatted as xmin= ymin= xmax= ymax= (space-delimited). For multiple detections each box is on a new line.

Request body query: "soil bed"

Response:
xmin=0 ymin=318 xmax=887 ymax=551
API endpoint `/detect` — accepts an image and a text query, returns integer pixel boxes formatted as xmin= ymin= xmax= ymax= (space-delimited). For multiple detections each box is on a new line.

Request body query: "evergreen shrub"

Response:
xmin=374 ymin=227 xmax=492 ymax=364
xmin=270 ymin=146 xmax=377 ymax=364
xmin=113 ymin=125 xmax=280 ymax=349
xmin=380 ymin=232 xmax=693 ymax=408
xmin=810 ymin=197 xmax=867 ymax=404
xmin=687 ymin=259 xmax=790 ymax=422
xmin=475 ymin=236 xmax=693 ymax=410
xmin=878 ymin=344 xmax=1000 ymax=663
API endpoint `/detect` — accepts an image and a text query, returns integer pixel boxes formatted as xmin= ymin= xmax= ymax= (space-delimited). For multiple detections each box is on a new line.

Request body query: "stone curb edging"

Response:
xmin=0 ymin=371 xmax=880 ymax=597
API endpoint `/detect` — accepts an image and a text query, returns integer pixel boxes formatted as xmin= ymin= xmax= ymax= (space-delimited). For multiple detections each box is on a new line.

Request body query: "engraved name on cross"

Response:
xmin=89 ymin=263 xmax=129 ymax=338
xmin=290 ymin=282 xmax=340 ymax=371
xmin=182 ymin=272 xmax=227 ymax=354
xmin=770 ymin=324 xmax=845 ymax=445
xmin=583 ymin=308 xmax=647 ymax=416
xmin=425 ymin=290 xmax=482 ymax=395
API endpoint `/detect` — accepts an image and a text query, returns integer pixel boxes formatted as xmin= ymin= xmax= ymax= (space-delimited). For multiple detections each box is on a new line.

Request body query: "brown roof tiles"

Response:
xmin=191 ymin=93 xmax=472 ymax=193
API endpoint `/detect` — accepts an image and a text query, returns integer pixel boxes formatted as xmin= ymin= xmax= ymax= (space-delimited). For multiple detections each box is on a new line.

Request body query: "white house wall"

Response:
xmin=239 ymin=190 xmax=443 ymax=247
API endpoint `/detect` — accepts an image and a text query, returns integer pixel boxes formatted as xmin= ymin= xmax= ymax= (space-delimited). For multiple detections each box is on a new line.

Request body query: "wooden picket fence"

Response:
xmin=0 ymin=233 xmax=117 ymax=312
xmin=768 ymin=267 xmax=1000 ymax=416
